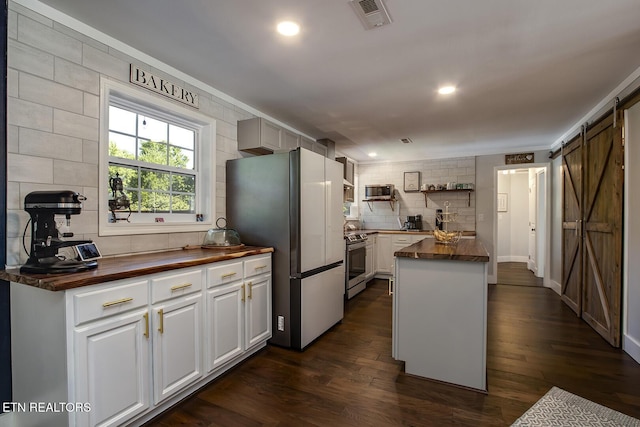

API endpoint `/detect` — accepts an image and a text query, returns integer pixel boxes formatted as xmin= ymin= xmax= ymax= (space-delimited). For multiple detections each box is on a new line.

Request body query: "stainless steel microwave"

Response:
xmin=365 ymin=184 xmax=394 ymax=200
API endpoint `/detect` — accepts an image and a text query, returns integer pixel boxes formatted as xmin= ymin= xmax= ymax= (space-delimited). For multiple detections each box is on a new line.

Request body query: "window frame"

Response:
xmin=99 ymin=78 xmax=216 ymax=236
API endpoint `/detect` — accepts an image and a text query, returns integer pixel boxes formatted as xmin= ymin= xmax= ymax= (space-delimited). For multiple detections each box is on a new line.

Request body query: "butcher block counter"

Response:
xmin=0 ymin=245 xmax=273 ymax=291
xmin=392 ymin=238 xmax=490 ymax=392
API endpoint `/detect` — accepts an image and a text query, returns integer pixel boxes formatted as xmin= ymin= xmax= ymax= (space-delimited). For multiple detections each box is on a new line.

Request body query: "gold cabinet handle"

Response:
xmin=241 ymin=284 xmax=245 ymax=302
xmin=254 ymin=265 xmax=267 ymax=270
xmin=143 ymin=312 xmax=149 ymax=338
xmin=221 ymin=272 xmax=237 ymax=279
xmin=158 ymin=309 xmax=164 ymax=334
xmin=247 ymin=281 xmax=253 ymax=299
xmin=170 ymin=283 xmax=192 ymax=292
xmin=102 ymin=297 xmax=133 ymax=308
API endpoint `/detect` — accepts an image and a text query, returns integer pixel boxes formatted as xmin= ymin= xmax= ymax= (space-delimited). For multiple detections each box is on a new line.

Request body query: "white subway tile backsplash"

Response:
xmin=83 ymin=93 xmax=99 ymax=118
xmin=82 ymin=140 xmax=99 ymax=165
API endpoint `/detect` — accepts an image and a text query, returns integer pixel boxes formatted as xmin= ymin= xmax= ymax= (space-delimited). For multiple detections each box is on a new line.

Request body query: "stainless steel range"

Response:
xmin=345 ymin=233 xmax=368 ymax=299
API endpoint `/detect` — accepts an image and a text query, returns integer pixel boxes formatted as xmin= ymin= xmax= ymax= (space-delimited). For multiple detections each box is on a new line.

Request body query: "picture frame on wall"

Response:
xmin=497 ymin=193 xmax=508 ymax=212
xmin=404 ymin=171 xmax=420 ymax=192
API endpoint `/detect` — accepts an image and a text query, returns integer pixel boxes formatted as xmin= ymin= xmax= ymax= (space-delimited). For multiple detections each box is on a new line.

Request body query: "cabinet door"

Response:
xmin=300 ymin=136 xmax=314 ymax=151
xmin=74 ymin=309 xmax=150 ymax=427
xmin=313 ymin=141 xmax=328 ymax=157
xmin=365 ymin=242 xmax=374 ymax=280
xmin=206 ymin=282 xmax=244 ymax=371
xmin=260 ymin=119 xmax=282 ymax=150
xmin=152 ymin=293 xmax=203 ymax=404
xmin=245 ymin=275 xmax=272 ymax=349
xmin=282 ymin=129 xmax=300 ymax=151
xmin=376 ymin=235 xmax=392 ymax=274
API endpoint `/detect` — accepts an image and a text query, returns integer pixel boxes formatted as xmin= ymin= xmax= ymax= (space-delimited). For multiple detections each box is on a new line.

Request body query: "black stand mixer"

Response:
xmin=21 ymin=191 xmax=99 ymax=274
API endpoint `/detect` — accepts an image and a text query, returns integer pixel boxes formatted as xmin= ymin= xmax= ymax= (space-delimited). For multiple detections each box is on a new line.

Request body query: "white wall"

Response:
xmin=550 ymin=156 xmax=563 ymax=292
xmin=357 ymin=157 xmax=475 ymax=231
xmin=624 ymin=103 xmax=640 ymax=363
xmin=496 ymin=172 xmax=529 ymax=262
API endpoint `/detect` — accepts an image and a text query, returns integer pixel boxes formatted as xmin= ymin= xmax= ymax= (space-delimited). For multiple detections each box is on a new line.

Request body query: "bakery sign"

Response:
xmin=505 ymin=152 xmax=534 ymax=165
xmin=129 ymin=64 xmax=199 ymax=108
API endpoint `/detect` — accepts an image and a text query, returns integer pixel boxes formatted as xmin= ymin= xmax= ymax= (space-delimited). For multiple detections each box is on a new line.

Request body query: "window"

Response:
xmin=99 ymin=79 xmax=216 ymax=236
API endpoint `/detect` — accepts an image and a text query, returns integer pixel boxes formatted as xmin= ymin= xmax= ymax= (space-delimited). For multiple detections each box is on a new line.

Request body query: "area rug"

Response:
xmin=511 ymin=387 xmax=640 ymax=426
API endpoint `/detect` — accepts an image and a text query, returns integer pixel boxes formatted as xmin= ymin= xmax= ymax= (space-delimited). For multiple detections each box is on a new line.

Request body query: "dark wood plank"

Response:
xmin=145 ymin=280 xmax=640 ymax=426
xmin=497 ymin=262 xmax=542 ymax=287
xmin=394 ymin=238 xmax=490 ymax=262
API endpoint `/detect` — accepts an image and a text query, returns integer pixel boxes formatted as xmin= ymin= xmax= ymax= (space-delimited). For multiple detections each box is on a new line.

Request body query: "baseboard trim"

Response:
xmin=547 ymin=279 xmax=561 ymax=295
xmin=623 ymin=334 xmax=640 ymax=364
xmin=497 ymin=256 xmax=529 ymax=263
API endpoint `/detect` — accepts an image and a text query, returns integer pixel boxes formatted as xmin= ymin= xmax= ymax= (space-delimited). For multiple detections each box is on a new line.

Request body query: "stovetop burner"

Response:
xmin=346 ymin=233 xmax=368 ymax=244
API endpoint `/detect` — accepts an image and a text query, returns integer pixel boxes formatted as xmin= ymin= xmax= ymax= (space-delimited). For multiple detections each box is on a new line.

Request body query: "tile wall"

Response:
xmin=5 ymin=2 xmax=254 ymax=266
xmin=357 ymin=157 xmax=476 ymax=231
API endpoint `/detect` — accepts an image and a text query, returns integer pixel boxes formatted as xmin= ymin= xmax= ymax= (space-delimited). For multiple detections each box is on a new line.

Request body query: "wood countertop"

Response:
xmin=394 ymin=238 xmax=489 ymax=262
xmin=345 ymin=229 xmax=476 ymax=237
xmin=0 ymin=246 xmax=274 ymax=292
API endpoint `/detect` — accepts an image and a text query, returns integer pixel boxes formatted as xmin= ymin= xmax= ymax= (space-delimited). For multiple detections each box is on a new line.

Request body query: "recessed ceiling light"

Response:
xmin=438 ymin=85 xmax=456 ymax=95
xmin=277 ymin=21 xmax=300 ymax=36
xmin=368 ymin=152 xmax=377 ymax=157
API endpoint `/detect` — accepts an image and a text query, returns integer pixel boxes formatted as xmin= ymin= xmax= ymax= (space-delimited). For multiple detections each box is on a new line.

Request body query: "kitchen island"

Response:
xmin=392 ymin=238 xmax=490 ymax=392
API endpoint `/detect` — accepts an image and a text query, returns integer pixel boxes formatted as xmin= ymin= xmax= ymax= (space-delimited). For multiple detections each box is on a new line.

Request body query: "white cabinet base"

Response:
xmin=394 ymin=257 xmax=488 ymax=392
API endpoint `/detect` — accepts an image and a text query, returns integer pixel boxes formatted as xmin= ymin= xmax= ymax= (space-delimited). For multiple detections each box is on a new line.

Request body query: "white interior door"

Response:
xmin=535 ymin=169 xmax=546 ymax=278
xmin=528 ymin=172 xmax=538 ymax=274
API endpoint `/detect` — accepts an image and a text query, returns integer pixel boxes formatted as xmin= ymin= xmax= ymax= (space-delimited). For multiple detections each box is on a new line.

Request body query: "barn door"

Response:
xmin=561 ymin=115 xmax=624 ymax=347
xmin=561 ymin=135 xmax=583 ymax=315
xmin=581 ymin=115 xmax=623 ymax=347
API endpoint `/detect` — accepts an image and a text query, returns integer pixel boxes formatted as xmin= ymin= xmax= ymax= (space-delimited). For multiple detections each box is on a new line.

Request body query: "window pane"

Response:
xmin=172 ymin=194 xmax=195 ymax=213
xmin=169 ymin=125 xmax=195 ymax=150
xmin=169 ymin=146 xmax=194 ymax=169
xmin=141 ymin=169 xmax=170 ymax=191
xmin=139 ymin=140 xmax=168 ymax=165
xmin=140 ymin=191 xmax=170 ymax=212
xmin=109 ymin=133 xmax=136 ymax=160
xmin=138 ymin=116 xmax=168 ymax=142
xmin=172 ymin=173 xmax=195 ymax=193
xmin=108 ymin=164 xmax=139 ymax=191
xmin=109 ymin=106 xmax=136 ymax=135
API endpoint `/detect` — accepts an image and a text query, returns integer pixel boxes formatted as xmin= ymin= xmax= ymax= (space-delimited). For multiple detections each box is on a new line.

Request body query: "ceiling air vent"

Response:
xmin=349 ymin=0 xmax=392 ymax=30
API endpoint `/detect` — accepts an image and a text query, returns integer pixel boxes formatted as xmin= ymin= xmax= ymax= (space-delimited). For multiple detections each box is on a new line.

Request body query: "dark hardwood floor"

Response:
xmin=497 ymin=262 xmax=543 ymax=287
xmin=146 ymin=279 xmax=640 ymax=426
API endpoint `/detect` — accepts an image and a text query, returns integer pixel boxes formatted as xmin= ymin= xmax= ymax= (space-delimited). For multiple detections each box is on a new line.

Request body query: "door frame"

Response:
xmin=493 ymin=163 xmax=553 ymax=290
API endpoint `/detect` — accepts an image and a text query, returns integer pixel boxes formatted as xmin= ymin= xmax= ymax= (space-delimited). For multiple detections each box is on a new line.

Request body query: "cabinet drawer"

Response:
xmin=244 ymin=255 xmax=271 ymax=278
xmin=151 ymin=268 xmax=203 ymax=304
xmin=73 ymin=280 xmax=149 ymax=325
xmin=207 ymin=261 xmax=243 ymax=288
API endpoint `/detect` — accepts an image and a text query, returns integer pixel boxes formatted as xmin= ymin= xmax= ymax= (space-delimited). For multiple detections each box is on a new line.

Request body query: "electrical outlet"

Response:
xmin=277 ymin=315 xmax=285 ymax=331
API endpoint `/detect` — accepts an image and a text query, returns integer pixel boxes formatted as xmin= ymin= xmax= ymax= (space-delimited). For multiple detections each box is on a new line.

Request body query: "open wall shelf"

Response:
xmin=421 ymin=189 xmax=474 ymax=207
xmin=363 ymin=198 xmax=396 ymax=211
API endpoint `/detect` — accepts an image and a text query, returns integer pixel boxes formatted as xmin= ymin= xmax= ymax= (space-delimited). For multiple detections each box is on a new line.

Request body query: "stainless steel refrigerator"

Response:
xmin=226 ymin=148 xmax=345 ymax=349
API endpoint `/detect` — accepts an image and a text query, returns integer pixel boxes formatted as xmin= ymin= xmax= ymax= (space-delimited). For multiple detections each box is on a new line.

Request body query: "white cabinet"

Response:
xmin=10 ymin=253 xmax=272 ymax=427
xmin=391 ymin=234 xmax=424 ymax=276
xmin=238 ymin=117 xmax=285 ymax=154
xmin=282 ymin=128 xmax=300 ymax=151
xmin=375 ymin=234 xmax=393 ymax=276
xmin=300 ymin=136 xmax=315 ymax=151
xmin=151 ymin=293 xmax=202 ymax=404
xmin=365 ymin=237 xmax=375 ymax=281
xmin=74 ymin=307 xmax=150 ymax=427
xmin=206 ymin=255 xmax=272 ymax=372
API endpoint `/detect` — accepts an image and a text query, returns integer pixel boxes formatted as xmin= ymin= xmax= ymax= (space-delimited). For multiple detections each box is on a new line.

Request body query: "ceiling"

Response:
xmin=34 ymin=0 xmax=640 ymax=162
